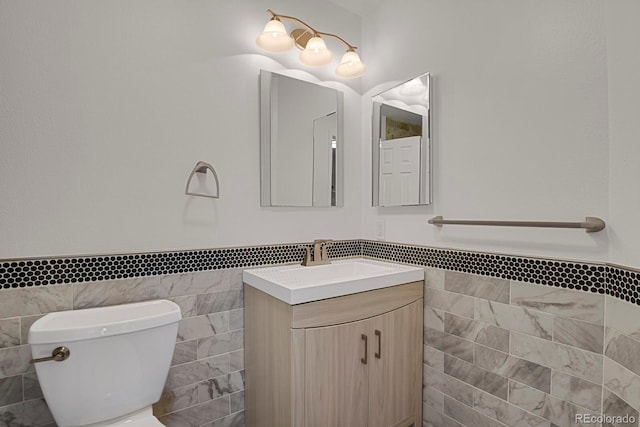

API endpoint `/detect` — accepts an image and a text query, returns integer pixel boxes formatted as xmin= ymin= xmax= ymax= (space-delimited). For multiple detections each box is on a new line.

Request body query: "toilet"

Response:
xmin=28 ymin=299 xmax=181 ymax=427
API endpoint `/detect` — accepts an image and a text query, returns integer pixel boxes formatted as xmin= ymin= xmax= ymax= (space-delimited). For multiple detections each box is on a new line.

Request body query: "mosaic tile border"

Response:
xmin=0 ymin=241 xmax=360 ymax=289
xmin=361 ymin=241 xmax=607 ymax=294
xmin=0 ymin=239 xmax=638 ymax=305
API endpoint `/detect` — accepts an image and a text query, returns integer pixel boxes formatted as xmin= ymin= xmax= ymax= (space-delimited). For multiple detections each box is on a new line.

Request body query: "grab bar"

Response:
xmin=428 ymin=216 xmax=605 ymax=233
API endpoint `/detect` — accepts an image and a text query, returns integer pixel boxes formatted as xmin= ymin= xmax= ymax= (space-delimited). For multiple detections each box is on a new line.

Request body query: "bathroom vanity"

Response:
xmin=243 ymin=258 xmax=424 ymax=427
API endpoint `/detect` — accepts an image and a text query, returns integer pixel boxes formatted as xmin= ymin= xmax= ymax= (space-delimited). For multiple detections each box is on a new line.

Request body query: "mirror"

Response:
xmin=260 ymin=70 xmax=344 ymax=207
xmin=372 ymin=73 xmax=432 ymax=206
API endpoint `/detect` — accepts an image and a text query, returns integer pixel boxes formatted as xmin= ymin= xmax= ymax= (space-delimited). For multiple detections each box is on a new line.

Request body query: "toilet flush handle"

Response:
xmin=30 ymin=346 xmax=71 ymax=364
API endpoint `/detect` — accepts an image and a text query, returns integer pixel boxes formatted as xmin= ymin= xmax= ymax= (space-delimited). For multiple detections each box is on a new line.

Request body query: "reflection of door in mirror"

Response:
xmin=313 ymin=113 xmax=337 ymax=206
xmin=379 ymin=105 xmax=422 ymax=206
xmin=372 ymin=72 xmax=431 ymax=207
xmin=260 ymin=70 xmax=344 ymax=207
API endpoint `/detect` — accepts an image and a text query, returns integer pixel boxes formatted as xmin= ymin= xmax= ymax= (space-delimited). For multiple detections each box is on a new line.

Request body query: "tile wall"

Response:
xmin=1 ymin=240 xmax=640 ymax=427
xmin=422 ymin=268 xmax=640 ymax=427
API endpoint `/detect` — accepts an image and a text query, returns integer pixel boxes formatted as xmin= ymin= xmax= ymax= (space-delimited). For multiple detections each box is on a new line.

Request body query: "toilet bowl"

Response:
xmin=28 ymin=299 xmax=181 ymax=427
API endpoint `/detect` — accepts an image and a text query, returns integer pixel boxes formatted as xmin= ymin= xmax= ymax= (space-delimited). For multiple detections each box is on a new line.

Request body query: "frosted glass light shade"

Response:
xmin=299 ymin=37 xmax=333 ymax=67
xmin=335 ymin=50 xmax=367 ymax=78
xmin=256 ymin=19 xmax=294 ymax=52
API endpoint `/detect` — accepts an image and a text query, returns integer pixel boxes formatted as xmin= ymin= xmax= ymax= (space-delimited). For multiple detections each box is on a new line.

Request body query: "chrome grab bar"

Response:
xmin=428 ymin=216 xmax=605 ymax=233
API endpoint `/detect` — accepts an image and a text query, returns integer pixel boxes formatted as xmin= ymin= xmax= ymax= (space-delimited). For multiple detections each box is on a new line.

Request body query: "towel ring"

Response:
xmin=185 ymin=161 xmax=220 ymax=199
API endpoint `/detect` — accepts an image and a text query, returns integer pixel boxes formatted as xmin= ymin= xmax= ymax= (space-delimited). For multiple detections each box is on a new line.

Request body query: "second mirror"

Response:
xmin=372 ymin=73 xmax=432 ymax=207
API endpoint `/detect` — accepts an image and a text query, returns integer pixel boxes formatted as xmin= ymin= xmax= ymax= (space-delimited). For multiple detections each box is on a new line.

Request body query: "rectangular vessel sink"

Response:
xmin=243 ymin=257 xmax=424 ymax=304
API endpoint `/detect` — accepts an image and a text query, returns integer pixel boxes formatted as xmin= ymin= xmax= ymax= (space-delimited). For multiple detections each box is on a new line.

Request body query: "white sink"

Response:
xmin=243 ymin=257 xmax=424 ymax=304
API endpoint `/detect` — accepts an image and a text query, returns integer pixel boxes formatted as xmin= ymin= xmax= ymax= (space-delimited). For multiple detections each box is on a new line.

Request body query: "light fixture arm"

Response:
xmin=266 ymin=9 xmax=358 ymax=51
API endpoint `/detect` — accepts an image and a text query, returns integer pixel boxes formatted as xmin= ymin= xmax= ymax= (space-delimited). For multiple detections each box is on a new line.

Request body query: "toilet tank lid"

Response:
xmin=28 ymin=300 xmax=182 ymax=344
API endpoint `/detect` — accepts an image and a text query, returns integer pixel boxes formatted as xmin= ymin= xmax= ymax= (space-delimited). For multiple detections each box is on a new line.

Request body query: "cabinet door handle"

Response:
xmin=361 ymin=334 xmax=368 ymax=365
xmin=375 ymin=330 xmax=382 ymax=359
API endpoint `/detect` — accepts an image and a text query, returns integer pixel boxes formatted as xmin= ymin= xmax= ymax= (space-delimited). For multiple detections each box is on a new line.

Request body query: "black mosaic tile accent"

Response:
xmin=1 ymin=239 xmax=639 ymax=307
xmin=607 ymin=265 xmax=640 ymax=305
xmin=0 ymin=240 xmax=361 ymax=289
xmin=362 ymin=241 xmax=607 ymax=295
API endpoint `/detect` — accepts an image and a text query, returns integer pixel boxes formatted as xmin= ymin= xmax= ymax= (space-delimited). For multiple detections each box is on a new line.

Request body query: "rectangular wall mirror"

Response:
xmin=372 ymin=73 xmax=432 ymax=207
xmin=260 ymin=70 xmax=344 ymax=207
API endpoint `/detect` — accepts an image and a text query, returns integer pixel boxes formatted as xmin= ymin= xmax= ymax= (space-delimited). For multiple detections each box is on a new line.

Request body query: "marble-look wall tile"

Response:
xmin=473 ymin=389 xmax=550 ymax=427
xmin=425 ymin=307 xmax=445 ymax=332
xmin=423 ymin=365 xmax=474 ymax=406
xmin=73 ymin=270 xmax=232 ymax=309
xmin=171 ymin=340 xmax=198 ymax=366
xmin=474 ymin=344 xmax=551 ymax=393
xmin=425 ymin=268 xmax=445 ymax=290
xmin=444 ymin=313 xmax=509 ymax=352
xmin=443 ymin=396 xmax=505 ymax=427
xmin=423 ymin=406 xmax=463 ymax=427
xmin=603 ymin=388 xmax=639 ymax=427
xmin=158 ymin=396 xmax=230 ymax=427
xmin=177 ymin=313 xmax=229 ymax=342
xmin=605 ymin=296 xmax=640 ymax=342
xmin=604 ymin=356 xmax=640 ymax=412
xmin=551 ymin=371 xmax=602 ymax=413
xmin=605 ymin=327 xmax=640 ymax=377
xmin=228 ymin=309 xmax=243 ymax=331
xmin=0 ymin=345 xmax=32 ymax=379
xmin=0 ymin=317 xmax=20 ymax=348
xmin=20 ymin=315 xmax=44 ymax=345
xmin=230 ymin=391 xmax=244 ymax=413
xmin=444 ymin=354 xmax=508 ymax=400
xmin=423 ymin=385 xmax=445 ymax=411
xmin=445 ymin=271 xmax=509 ymax=304
xmin=166 ymin=354 xmax=229 ymax=390
xmin=154 ymin=383 xmax=199 ymax=416
xmin=424 ymin=346 xmax=445 ymax=371
xmin=227 ymin=270 xmax=243 ymax=291
xmin=170 ymin=270 xmax=234 ymax=296
xmin=200 ymin=411 xmax=244 ymax=427
xmin=511 ymin=332 xmax=603 ymax=383
xmin=197 ymin=330 xmax=243 ymax=360
xmin=0 ymin=398 xmax=54 ymax=427
xmin=196 ymin=291 xmax=243 ymax=316
xmin=0 ymin=375 xmax=22 ymax=406
xmin=0 ymin=319 xmax=20 ymax=349
xmin=553 ymin=316 xmax=604 ymax=353
xmin=169 ymin=295 xmax=198 ymax=318
xmin=475 ymin=299 xmax=553 ymax=340
xmin=22 ymin=372 xmax=43 ymax=400
xmin=73 ymin=277 xmax=167 ymax=309
xmin=0 ymin=286 xmax=72 ymax=319
xmin=424 ymin=328 xmax=473 ymax=363
xmin=509 ymin=381 xmax=597 ymax=427
xmin=229 ymin=350 xmax=244 ymax=373
xmin=198 ymin=371 xmax=244 ymax=403
xmin=511 ymin=282 xmax=604 ymax=324
xmin=425 ymin=288 xmax=474 ymax=319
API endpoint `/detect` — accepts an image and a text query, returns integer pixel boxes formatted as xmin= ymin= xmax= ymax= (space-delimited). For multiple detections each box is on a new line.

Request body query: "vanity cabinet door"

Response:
xmin=369 ymin=300 xmax=423 ymax=427
xmin=304 ymin=318 xmax=370 ymax=427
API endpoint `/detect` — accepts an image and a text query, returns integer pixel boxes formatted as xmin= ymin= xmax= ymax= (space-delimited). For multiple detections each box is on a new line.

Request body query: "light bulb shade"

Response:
xmin=299 ymin=37 xmax=333 ymax=67
xmin=256 ymin=19 xmax=294 ymax=52
xmin=335 ymin=50 xmax=367 ymax=78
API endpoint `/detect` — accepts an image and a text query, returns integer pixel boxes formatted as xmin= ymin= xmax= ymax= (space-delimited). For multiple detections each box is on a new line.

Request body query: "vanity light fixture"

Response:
xmin=256 ymin=9 xmax=367 ymax=78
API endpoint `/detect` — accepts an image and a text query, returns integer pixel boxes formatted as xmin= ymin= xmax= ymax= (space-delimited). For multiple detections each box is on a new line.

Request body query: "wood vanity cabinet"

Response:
xmin=245 ymin=281 xmax=424 ymax=427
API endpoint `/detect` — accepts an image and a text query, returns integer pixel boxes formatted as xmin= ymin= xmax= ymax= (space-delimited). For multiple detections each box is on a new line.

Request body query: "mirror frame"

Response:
xmin=259 ymin=70 xmax=344 ymax=207
xmin=371 ymin=73 xmax=432 ymax=207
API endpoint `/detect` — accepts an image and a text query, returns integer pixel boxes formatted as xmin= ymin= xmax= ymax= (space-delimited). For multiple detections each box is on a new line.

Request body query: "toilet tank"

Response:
xmin=29 ymin=300 xmax=181 ymax=427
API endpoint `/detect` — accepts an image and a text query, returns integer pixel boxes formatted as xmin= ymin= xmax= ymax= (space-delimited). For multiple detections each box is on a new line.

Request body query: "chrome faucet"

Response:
xmin=301 ymin=239 xmax=334 ymax=266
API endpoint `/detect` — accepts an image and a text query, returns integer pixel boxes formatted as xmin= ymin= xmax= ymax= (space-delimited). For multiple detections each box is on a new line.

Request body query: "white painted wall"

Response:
xmin=605 ymin=0 xmax=640 ymax=267
xmin=360 ymin=0 xmax=610 ymax=262
xmin=2 ymin=0 xmax=638 ymax=269
xmin=0 ymin=0 xmax=363 ymax=258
